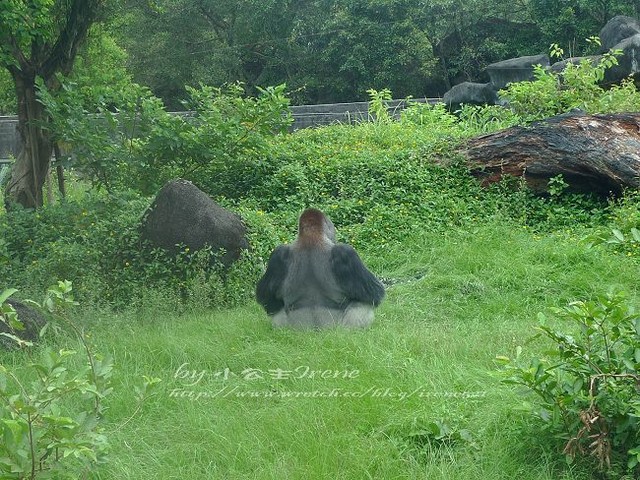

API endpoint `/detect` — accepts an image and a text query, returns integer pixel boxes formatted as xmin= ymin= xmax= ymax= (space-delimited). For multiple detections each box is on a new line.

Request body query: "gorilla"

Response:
xmin=256 ymin=208 xmax=385 ymax=328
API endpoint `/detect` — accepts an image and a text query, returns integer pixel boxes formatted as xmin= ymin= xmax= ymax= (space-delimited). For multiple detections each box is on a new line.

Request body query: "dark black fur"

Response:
xmin=256 ymin=245 xmax=290 ymax=315
xmin=255 ymin=209 xmax=384 ymax=328
xmin=330 ymin=244 xmax=385 ymax=307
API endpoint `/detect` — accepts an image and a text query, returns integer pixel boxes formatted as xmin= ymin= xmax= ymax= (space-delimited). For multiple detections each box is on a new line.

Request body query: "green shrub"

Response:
xmin=500 ymin=42 xmax=639 ymax=122
xmin=0 ymin=194 xmax=269 ymax=310
xmin=40 ymin=80 xmax=291 ymax=196
xmin=499 ymin=292 xmax=640 ymax=474
xmin=583 ymin=191 xmax=640 ymax=259
xmin=0 ymin=282 xmax=112 ymax=479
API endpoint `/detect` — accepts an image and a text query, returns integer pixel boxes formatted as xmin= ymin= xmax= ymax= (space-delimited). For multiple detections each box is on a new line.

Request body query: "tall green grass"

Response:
xmin=57 ymin=224 xmax=635 ymax=479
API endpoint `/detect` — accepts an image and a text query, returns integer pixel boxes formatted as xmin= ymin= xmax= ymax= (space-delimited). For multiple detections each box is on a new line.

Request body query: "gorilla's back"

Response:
xmin=281 ymin=245 xmax=347 ymax=311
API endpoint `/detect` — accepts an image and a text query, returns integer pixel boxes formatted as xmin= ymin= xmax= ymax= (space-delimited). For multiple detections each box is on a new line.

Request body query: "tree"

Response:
xmin=0 ymin=1 xmax=105 ymax=209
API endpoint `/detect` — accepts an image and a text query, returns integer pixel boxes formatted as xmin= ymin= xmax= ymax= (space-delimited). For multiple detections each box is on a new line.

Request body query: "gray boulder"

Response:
xmin=0 ymin=299 xmax=46 ymax=348
xmin=606 ymin=33 xmax=640 ymax=83
xmin=550 ymin=34 xmax=640 ymax=84
xmin=486 ymin=54 xmax=550 ymax=91
xmin=140 ymin=179 xmax=249 ymax=266
xmin=550 ymin=55 xmax=603 ymax=74
xmin=599 ymin=15 xmax=640 ymax=51
xmin=443 ymin=82 xmax=499 ymax=109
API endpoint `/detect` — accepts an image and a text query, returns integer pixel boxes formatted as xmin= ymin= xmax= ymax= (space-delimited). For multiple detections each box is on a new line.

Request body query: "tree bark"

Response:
xmin=462 ymin=112 xmax=640 ymax=195
xmin=4 ymin=74 xmax=53 ymax=209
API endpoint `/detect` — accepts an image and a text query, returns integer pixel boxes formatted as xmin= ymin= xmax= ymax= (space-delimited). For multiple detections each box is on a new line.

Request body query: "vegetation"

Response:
xmin=1 ymin=4 xmax=640 ymax=478
xmin=0 ymin=282 xmax=112 ymax=479
xmin=112 ymin=0 xmax=640 ymax=106
xmin=0 ymin=1 xmax=106 ymax=208
xmin=500 ymin=292 xmax=640 ymax=472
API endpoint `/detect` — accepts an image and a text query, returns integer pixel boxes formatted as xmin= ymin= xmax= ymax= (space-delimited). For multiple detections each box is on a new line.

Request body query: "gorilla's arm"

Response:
xmin=256 ymin=245 xmax=291 ymax=315
xmin=330 ymin=244 xmax=385 ymax=306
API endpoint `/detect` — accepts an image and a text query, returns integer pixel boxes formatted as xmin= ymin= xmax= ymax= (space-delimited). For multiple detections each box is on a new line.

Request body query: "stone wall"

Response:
xmin=0 ymin=98 xmax=440 ymax=160
xmin=0 ymin=116 xmax=19 ymax=160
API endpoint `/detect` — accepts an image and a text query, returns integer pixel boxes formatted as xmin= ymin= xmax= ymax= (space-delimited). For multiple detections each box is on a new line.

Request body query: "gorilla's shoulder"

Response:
xmin=331 ymin=243 xmax=359 ymax=257
xmin=330 ymin=243 xmax=367 ymax=274
xmin=269 ymin=244 xmax=292 ymax=261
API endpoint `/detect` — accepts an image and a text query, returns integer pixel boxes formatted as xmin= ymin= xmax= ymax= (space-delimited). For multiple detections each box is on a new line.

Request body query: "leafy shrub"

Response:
xmin=0 ymin=282 xmax=112 ymax=479
xmin=40 ymin=80 xmax=291 ymax=197
xmin=500 ymin=43 xmax=640 ymax=122
xmin=0 ymin=194 xmax=269 ymax=310
xmin=583 ymin=192 xmax=640 ymax=259
xmin=499 ymin=292 xmax=640 ymax=474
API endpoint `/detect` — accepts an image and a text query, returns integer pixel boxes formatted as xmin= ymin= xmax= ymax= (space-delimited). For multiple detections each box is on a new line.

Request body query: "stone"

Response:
xmin=442 ymin=82 xmax=499 ymax=109
xmin=599 ymin=15 xmax=640 ymax=51
xmin=486 ymin=54 xmax=550 ymax=91
xmin=140 ymin=179 xmax=249 ymax=266
xmin=0 ymin=299 xmax=46 ymax=348
xmin=550 ymin=34 xmax=640 ymax=85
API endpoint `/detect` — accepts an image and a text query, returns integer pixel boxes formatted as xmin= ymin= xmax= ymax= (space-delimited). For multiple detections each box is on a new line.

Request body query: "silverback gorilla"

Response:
xmin=256 ymin=208 xmax=385 ymax=328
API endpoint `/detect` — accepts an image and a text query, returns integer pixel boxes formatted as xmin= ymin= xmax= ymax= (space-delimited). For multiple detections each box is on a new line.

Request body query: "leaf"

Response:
xmin=0 ymin=332 xmax=32 ymax=348
xmin=572 ymin=378 xmax=583 ymax=393
xmin=0 ymin=288 xmax=18 ymax=305
xmin=631 ymin=228 xmax=640 ymax=242
xmin=611 ymin=229 xmax=625 ymax=242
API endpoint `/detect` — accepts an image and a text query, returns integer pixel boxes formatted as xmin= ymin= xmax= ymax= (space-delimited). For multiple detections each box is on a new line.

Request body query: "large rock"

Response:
xmin=550 ymin=55 xmax=603 ymax=74
xmin=140 ymin=179 xmax=249 ymax=266
xmin=486 ymin=54 xmax=550 ymax=90
xmin=606 ymin=34 xmax=640 ymax=83
xmin=599 ymin=15 xmax=640 ymax=51
xmin=0 ymin=299 xmax=46 ymax=348
xmin=442 ymin=82 xmax=499 ymax=109
xmin=550 ymin=34 xmax=640 ymax=85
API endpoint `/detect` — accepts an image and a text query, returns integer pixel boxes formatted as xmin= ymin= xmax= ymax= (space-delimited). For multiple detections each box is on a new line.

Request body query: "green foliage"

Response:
xmin=0 ymin=288 xmax=23 ymax=347
xmin=0 ymin=193 xmax=270 ymax=310
xmin=400 ymin=101 xmax=458 ymax=128
xmin=582 ymin=192 xmax=640 ymax=259
xmin=499 ymin=292 xmax=640 ymax=473
xmin=2 ymin=84 xmax=616 ymax=309
xmin=501 ymin=43 xmax=639 ymax=121
xmin=41 ymin=80 xmax=291 ymax=196
xmin=115 ymin=0 xmax=436 ymax=106
xmin=366 ymin=88 xmax=393 ymax=123
xmin=0 ymin=68 xmax=15 ymax=114
xmin=0 ymin=1 xmax=60 ymax=63
xmin=456 ymin=104 xmax=522 ymax=133
xmin=403 ymin=418 xmax=477 ymax=453
xmin=0 ymin=282 xmax=112 ymax=479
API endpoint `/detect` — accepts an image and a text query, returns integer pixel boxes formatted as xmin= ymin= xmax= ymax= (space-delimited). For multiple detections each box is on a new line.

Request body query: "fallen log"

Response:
xmin=463 ymin=112 xmax=640 ymax=195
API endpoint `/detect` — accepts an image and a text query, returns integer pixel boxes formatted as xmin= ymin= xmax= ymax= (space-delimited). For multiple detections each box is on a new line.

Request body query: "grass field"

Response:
xmin=26 ymin=223 xmax=627 ymax=479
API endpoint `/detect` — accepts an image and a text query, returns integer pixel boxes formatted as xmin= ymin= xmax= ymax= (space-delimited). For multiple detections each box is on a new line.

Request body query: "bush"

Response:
xmin=0 ymin=282 xmax=112 ymax=479
xmin=40 ymin=81 xmax=291 ymax=196
xmin=499 ymin=292 xmax=640 ymax=474
xmin=0 ymin=194 xmax=269 ymax=310
xmin=500 ymin=43 xmax=640 ymax=122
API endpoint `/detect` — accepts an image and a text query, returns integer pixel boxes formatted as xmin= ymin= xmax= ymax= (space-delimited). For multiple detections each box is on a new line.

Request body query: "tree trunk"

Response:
xmin=4 ymin=74 xmax=53 ymax=209
xmin=462 ymin=112 xmax=640 ymax=196
xmin=54 ymin=143 xmax=66 ymax=199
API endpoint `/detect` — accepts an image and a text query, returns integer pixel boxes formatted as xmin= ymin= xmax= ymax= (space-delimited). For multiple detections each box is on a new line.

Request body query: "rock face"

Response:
xmin=550 ymin=17 xmax=640 ymax=84
xmin=140 ymin=179 xmax=249 ymax=266
xmin=599 ymin=15 xmax=640 ymax=50
xmin=443 ymin=82 xmax=499 ymax=109
xmin=605 ymin=34 xmax=640 ymax=83
xmin=486 ymin=54 xmax=550 ymax=90
xmin=441 ymin=16 xmax=640 ymax=110
xmin=0 ymin=299 xmax=46 ymax=348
